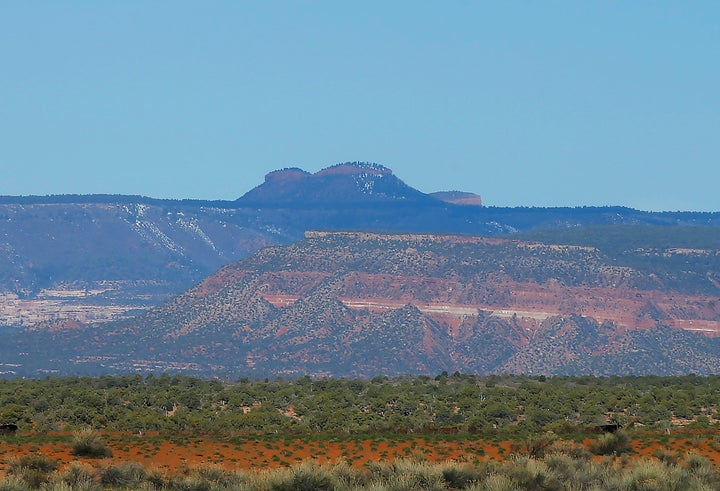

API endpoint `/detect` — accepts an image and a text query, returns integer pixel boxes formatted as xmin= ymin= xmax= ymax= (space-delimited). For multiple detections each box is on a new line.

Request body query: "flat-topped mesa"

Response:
xmin=303 ymin=230 xmax=509 ymax=245
xmin=430 ymin=191 xmax=483 ymax=206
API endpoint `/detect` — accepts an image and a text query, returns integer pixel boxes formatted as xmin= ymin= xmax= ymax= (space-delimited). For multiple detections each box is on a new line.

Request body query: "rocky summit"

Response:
xmin=236 ymin=162 xmax=435 ymax=206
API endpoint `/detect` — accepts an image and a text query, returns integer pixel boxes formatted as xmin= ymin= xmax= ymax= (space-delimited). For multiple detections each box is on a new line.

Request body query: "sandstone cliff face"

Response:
xmin=10 ymin=229 xmax=714 ymax=378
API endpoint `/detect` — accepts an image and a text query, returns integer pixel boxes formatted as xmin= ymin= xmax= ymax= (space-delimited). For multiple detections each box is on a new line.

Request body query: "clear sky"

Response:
xmin=2 ymin=2 xmax=719 ymax=211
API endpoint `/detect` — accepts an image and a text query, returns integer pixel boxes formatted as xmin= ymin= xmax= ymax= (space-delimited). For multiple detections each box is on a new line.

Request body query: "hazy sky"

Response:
xmin=2 ymin=2 xmax=719 ymax=211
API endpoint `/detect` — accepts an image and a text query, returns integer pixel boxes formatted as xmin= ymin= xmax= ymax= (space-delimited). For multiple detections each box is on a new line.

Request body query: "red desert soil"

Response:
xmin=2 ymin=432 xmax=720 ymax=477
xmin=0 ymin=433 xmax=510 ymax=477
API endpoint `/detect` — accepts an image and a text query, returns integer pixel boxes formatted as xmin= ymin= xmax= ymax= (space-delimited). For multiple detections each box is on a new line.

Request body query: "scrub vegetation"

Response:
xmin=1 ymin=373 xmax=719 ymax=489
xmin=2 ymin=373 xmax=719 ymax=434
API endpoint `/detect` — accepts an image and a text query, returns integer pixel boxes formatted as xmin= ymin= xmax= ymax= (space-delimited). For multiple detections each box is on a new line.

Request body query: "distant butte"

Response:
xmin=430 ymin=191 xmax=483 ymax=206
xmin=236 ymin=161 xmax=435 ymax=206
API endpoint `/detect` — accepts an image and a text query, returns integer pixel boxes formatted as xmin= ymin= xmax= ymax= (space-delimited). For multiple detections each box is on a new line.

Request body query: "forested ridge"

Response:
xmin=1 ymin=374 xmax=718 ymax=435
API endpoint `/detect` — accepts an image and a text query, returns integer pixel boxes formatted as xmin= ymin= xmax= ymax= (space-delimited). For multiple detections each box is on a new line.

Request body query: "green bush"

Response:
xmin=57 ymin=462 xmax=98 ymax=491
xmin=506 ymin=458 xmax=562 ymax=491
xmin=70 ymin=429 xmax=112 ymax=458
xmin=269 ymin=463 xmax=337 ymax=491
xmin=384 ymin=459 xmax=444 ymax=491
xmin=474 ymin=473 xmax=518 ymax=491
xmin=588 ymin=431 xmax=633 ymax=456
xmin=510 ymin=432 xmax=558 ymax=458
xmin=617 ymin=460 xmax=684 ymax=491
xmin=166 ymin=475 xmax=211 ymax=491
xmin=144 ymin=467 xmax=167 ymax=490
xmin=441 ymin=464 xmax=481 ymax=489
xmin=326 ymin=461 xmax=368 ymax=488
xmin=191 ymin=466 xmax=245 ymax=488
xmin=98 ymin=462 xmax=146 ymax=487
xmin=0 ymin=477 xmax=29 ymax=491
xmin=6 ymin=454 xmax=59 ymax=489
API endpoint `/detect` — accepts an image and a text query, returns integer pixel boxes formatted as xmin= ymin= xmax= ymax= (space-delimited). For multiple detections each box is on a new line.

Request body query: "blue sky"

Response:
xmin=2 ymin=2 xmax=719 ymax=211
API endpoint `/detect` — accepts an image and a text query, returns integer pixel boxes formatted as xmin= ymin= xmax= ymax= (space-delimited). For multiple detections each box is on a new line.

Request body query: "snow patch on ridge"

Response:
xmin=122 ymin=204 xmax=185 ymax=256
xmin=177 ymin=218 xmax=219 ymax=254
xmin=353 ymin=172 xmax=384 ymax=194
xmin=133 ymin=220 xmax=184 ymax=255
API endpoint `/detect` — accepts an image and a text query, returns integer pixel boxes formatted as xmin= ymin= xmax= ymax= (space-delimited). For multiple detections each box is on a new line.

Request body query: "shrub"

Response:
xmin=35 ymin=483 xmax=72 ymax=491
xmin=269 ymin=462 xmax=337 ymax=491
xmin=588 ymin=431 xmax=633 ymax=456
xmin=618 ymin=460 xmax=677 ymax=491
xmin=544 ymin=440 xmax=592 ymax=461
xmin=6 ymin=454 xmax=59 ymax=489
xmin=543 ymin=454 xmax=604 ymax=489
xmin=166 ymin=475 xmax=211 ymax=491
xmin=473 ymin=473 xmax=518 ymax=491
xmin=57 ymin=462 xmax=98 ymax=491
xmin=683 ymin=454 xmax=720 ymax=489
xmin=510 ymin=432 xmax=558 ymax=458
xmin=144 ymin=467 xmax=167 ymax=490
xmin=384 ymin=460 xmax=444 ymax=491
xmin=441 ymin=464 xmax=482 ymax=489
xmin=192 ymin=465 xmax=245 ymax=488
xmin=329 ymin=461 xmax=368 ymax=488
xmin=98 ymin=462 xmax=147 ymax=487
xmin=70 ymin=428 xmax=113 ymax=458
xmin=506 ymin=458 xmax=562 ymax=491
xmin=654 ymin=449 xmax=680 ymax=466
xmin=0 ymin=477 xmax=29 ymax=491
xmin=6 ymin=454 xmax=58 ymax=474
